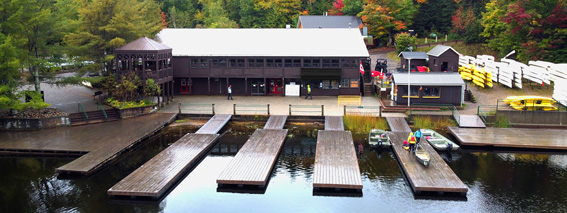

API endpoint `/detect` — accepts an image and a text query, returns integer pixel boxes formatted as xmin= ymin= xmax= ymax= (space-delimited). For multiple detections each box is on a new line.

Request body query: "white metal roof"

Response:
xmin=427 ymin=45 xmax=460 ymax=57
xmin=155 ymin=28 xmax=369 ymax=57
xmin=392 ymin=73 xmax=465 ymax=86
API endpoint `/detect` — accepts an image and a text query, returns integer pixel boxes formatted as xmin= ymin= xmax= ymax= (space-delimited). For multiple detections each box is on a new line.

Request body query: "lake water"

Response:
xmin=1 ymin=123 xmax=567 ymax=212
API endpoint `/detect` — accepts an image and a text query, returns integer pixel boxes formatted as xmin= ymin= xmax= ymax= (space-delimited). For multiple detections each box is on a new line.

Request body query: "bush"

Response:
xmin=493 ymin=115 xmax=511 ymax=128
xmin=106 ymin=97 xmax=154 ymax=109
xmin=395 ymin=32 xmax=417 ymax=53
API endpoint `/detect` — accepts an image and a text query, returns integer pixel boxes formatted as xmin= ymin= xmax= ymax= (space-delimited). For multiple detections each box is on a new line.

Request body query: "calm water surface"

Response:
xmin=1 ymin=123 xmax=567 ymax=212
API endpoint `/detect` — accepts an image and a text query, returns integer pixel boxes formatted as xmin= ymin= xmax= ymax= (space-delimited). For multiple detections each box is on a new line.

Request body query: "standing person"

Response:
xmin=407 ymin=132 xmax=416 ymax=153
xmin=227 ymin=85 xmax=233 ymax=100
xmin=414 ymin=128 xmax=422 ymax=148
xmin=358 ymin=142 xmax=364 ymax=156
xmin=305 ymin=85 xmax=312 ymax=99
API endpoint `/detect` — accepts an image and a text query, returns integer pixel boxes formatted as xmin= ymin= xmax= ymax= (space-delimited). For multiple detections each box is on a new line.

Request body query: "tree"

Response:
xmin=64 ymin=0 xmax=164 ymax=75
xmin=199 ymin=0 xmax=239 ymax=28
xmin=359 ymin=0 xmax=418 ymax=46
xmin=144 ymin=79 xmax=161 ymax=99
xmin=395 ymin=32 xmax=416 ymax=53
xmin=0 ymin=35 xmax=21 ymax=110
xmin=452 ymin=6 xmax=476 ymax=37
xmin=329 ymin=0 xmax=344 ymax=15
xmin=412 ymin=0 xmax=456 ymax=36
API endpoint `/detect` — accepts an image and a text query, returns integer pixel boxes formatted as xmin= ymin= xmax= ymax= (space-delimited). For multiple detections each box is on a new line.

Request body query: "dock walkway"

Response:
xmin=313 ymin=130 xmax=362 ymax=189
xmin=108 ymin=114 xmax=231 ymax=199
xmin=386 ymin=117 xmax=411 ymax=132
xmin=449 ymin=127 xmax=567 ymax=150
xmin=458 ymin=115 xmax=486 ymax=128
xmin=0 ymin=113 xmax=177 ymax=176
xmin=325 ymin=116 xmax=344 ymax=130
xmin=389 ymin=132 xmax=468 ymax=195
xmin=263 ymin=115 xmax=288 ymax=129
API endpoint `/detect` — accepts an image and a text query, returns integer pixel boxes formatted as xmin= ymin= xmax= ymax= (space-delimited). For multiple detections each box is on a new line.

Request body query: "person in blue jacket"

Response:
xmin=414 ymin=128 xmax=422 ymax=149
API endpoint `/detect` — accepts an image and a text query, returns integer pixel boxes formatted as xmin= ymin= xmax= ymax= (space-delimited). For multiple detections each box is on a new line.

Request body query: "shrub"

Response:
xmin=395 ymin=32 xmax=417 ymax=53
xmin=106 ymin=97 xmax=154 ymax=109
xmin=493 ymin=115 xmax=511 ymax=128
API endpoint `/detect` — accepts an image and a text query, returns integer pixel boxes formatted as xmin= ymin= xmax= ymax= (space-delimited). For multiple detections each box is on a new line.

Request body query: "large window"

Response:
xmin=248 ymin=59 xmax=264 ymax=68
xmin=323 ymin=59 xmax=340 ymax=68
xmin=266 ymin=59 xmax=282 ymax=68
xmin=350 ymin=79 xmax=359 ymax=88
xmin=303 ymin=59 xmax=321 ymax=68
xmin=402 ymin=86 xmax=420 ymax=97
xmin=423 ymin=87 xmax=440 ymax=98
xmin=229 ymin=59 xmax=245 ymax=68
xmin=191 ymin=58 xmax=208 ymax=68
xmin=340 ymin=78 xmax=359 ymax=88
xmin=210 ymin=58 xmax=226 ymax=68
xmin=341 ymin=59 xmax=357 ymax=68
xmin=284 ymin=59 xmax=301 ymax=67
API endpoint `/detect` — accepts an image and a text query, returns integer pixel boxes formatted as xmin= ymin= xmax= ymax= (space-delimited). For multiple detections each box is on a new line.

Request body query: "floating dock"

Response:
xmin=0 ymin=113 xmax=177 ymax=176
xmin=108 ymin=114 xmax=231 ymax=199
xmin=313 ymin=130 xmax=362 ymax=190
xmin=217 ymin=115 xmax=288 ymax=187
xmin=325 ymin=116 xmax=344 ymax=130
xmin=458 ymin=115 xmax=486 ymax=128
xmin=449 ymin=127 xmax=567 ymax=150
xmin=386 ymin=117 xmax=411 ymax=132
xmin=386 ymin=117 xmax=468 ymax=195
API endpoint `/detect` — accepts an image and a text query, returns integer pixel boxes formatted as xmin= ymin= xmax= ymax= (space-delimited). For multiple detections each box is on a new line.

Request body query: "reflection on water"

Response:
xmin=1 ymin=123 xmax=567 ymax=212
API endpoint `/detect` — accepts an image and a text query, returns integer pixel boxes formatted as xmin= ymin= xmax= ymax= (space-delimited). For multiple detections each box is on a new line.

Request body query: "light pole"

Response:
xmin=408 ymin=58 xmax=411 ymax=106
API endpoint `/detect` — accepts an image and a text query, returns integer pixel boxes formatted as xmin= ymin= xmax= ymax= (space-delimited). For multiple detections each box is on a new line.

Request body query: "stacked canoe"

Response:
xmin=459 ymin=64 xmax=493 ymax=88
xmin=503 ymin=96 xmax=558 ymax=111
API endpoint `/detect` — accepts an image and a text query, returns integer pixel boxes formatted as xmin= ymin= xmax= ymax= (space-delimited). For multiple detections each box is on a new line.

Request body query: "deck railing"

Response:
xmin=97 ymin=102 xmax=107 ymax=120
xmin=233 ymin=104 xmax=269 ymax=115
xmin=78 ymin=103 xmax=88 ymax=122
xmin=289 ymin=104 xmax=324 ymax=116
xmin=178 ymin=103 xmax=215 ymax=115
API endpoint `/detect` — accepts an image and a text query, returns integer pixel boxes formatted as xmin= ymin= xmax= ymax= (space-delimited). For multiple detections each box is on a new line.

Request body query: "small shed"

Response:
xmin=390 ymin=72 xmax=465 ymax=106
xmin=427 ymin=45 xmax=460 ymax=72
xmin=398 ymin=52 xmax=428 ymax=71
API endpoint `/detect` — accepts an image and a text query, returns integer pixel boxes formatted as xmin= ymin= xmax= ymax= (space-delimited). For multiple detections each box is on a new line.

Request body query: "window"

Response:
xmin=285 ymin=59 xmax=301 ymax=67
xmin=350 ymin=79 xmax=359 ymax=88
xmin=229 ymin=59 xmax=245 ymax=68
xmin=266 ymin=59 xmax=282 ymax=68
xmin=312 ymin=59 xmax=320 ymax=68
xmin=323 ymin=59 xmax=340 ymax=68
xmin=401 ymin=86 xmax=420 ymax=97
xmin=248 ymin=59 xmax=264 ymax=68
xmin=331 ymin=59 xmax=340 ymax=68
xmin=340 ymin=79 xmax=350 ymax=88
xmin=191 ymin=58 xmax=208 ymax=68
xmin=321 ymin=80 xmax=330 ymax=89
xmin=331 ymin=80 xmax=339 ymax=89
xmin=323 ymin=59 xmax=331 ymax=68
xmin=341 ymin=59 xmax=356 ymax=68
xmin=410 ymin=86 xmax=420 ymax=96
xmin=423 ymin=87 xmax=440 ymax=98
xmin=303 ymin=59 xmax=312 ymax=68
xmin=211 ymin=58 xmax=226 ymax=68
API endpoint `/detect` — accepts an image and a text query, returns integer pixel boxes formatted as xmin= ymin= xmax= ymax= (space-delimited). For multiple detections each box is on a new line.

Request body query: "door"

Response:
xmin=180 ymin=78 xmax=191 ymax=94
xmin=269 ymin=79 xmax=283 ymax=94
xmin=250 ymin=80 xmax=265 ymax=95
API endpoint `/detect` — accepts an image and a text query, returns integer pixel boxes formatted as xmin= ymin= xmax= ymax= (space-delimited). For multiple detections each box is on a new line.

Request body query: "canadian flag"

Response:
xmin=360 ymin=62 xmax=365 ymax=74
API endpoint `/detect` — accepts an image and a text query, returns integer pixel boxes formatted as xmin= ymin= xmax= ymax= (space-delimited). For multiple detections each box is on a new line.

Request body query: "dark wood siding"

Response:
xmin=400 ymin=56 xmax=427 ymax=69
xmin=428 ymin=51 xmax=459 ymax=72
xmin=395 ymin=85 xmax=462 ymax=106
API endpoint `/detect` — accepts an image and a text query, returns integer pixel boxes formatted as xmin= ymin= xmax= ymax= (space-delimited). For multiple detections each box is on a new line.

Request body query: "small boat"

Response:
xmin=421 ymin=129 xmax=460 ymax=151
xmin=368 ymin=129 xmax=390 ymax=149
xmin=414 ymin=145 xmax=430 ymax=167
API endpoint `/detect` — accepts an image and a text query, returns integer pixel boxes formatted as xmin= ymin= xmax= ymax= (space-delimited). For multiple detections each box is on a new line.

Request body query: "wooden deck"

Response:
xmin=389 ymin=132 xmax=468 ymax=195
xmin=217 ymin=129 xmax=288 ymax=186
xmin=313 ymin=130 xmax=363 ymax=190
xmin=195 ymin=114 xmax=232 ymax=134
xmin=108 ymin=115 xmax=231 ymax=199
xmin=263 ymin=115 xmax=288 ymax=129
xmin=0 ymin=113 xmax=177 ymax=176
xmin=449 ymin=127 xmax=567 ymax=150
xmin=325 ymin=116 xmax=344 ymax=130
xmin=386 ymin=117 xmax=411 ymax=132
xmin=458 ymin=115 xmax=486 ymax=128
xmin=108 ymin=133 xmax=219 ymax=198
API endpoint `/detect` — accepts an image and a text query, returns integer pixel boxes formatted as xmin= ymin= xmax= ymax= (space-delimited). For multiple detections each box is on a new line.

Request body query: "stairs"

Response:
xmin=364 ymin=83 xmax=373 ymax=96
xmin=69 ymin=108 xmax=120 ymax=126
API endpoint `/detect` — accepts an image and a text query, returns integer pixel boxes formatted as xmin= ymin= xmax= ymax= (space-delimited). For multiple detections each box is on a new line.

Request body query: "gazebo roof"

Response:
xmin=116 ymin=36 xmax=171 ymax=51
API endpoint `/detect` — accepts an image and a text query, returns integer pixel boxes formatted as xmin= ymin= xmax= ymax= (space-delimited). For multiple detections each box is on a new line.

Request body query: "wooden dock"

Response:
xmin=386 ymin=117 xmax=411 ymax=132
xmin=325 ymin=116 xmax=344 ymax=130
xmin=389 ymin=132 xmax=468 ymax=195
xmin=449 ymin=127 xmax=567 ymax=150
xmin=195 ymin=114 xmax=232 ymax=134
xmin=313 ymin=130 xmax=362 ymax=189
xmin=458 ymin=115 xmax=486 ymax=128
xmin=264 ymin=115 xmax=288 ymax=129
xmin=217 ymin=129 xmax=288 ymax=186
xmin=108 ymin=114 xmax=231 ymax=199
xmin=0 ymin=113 xmax=177 ymax=176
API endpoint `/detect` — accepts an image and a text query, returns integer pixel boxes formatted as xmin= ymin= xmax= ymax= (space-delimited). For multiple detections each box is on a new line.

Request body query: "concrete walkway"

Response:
xmin=159 ymin=95 xmax=406 ymax=117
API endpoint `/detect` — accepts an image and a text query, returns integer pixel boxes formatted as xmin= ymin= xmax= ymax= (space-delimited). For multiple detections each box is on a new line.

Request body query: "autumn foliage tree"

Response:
xmin=359 ymin=0 xmax=417 ymax=46
xmin=452 ymin=6 xmax=476 ymax=37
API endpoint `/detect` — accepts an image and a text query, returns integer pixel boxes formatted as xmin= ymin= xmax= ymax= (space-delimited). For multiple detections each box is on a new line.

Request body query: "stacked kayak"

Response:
xmin=503 ymin=96 xmax=558 ymax=111
xmin=459 ymin=65 xmax=473 ymax=80
xmin=459 ymin=64 xmax=493 ymax=88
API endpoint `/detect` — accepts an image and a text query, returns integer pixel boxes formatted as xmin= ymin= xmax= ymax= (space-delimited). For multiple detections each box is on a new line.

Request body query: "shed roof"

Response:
xmin=115 ymin=36 xmax=171 ymax=51
xmin=426 ymin=45 xmax=459 ymax=57
xmin=392 ymin=73 xmax=465 ymax=86
xmin=155 ymin=28 xmax=369 ymax=57
xmin=297 ymin=15 xmax=363 ymax=28
xmin=398 ymin=52 xmax=428 ymax=60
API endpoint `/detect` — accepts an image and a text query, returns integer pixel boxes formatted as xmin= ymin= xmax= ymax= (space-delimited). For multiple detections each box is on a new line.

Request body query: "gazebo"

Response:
xmin=115 ymin=36 xmax=174 ymax=107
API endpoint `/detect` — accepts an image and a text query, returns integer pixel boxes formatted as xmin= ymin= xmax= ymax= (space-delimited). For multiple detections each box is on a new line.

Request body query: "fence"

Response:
xmin=289 ymin=105 xmax=324 ymax=116
xmin=477 ymin=99 xmax=567 ymax=126
xmin=233 ymin=104 xmax=270 ymax=115
xmin=178 ymin=103 xmax=215 ymax=114
xmin=343 ymin=105 xmax=381 ymax=116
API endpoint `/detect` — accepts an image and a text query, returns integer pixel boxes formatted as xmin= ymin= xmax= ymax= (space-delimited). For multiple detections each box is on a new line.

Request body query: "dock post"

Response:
xmin=267 ymin=104 xmax=270 ymax=115
xmin=289 ymin=104 xmax=291 ymax=116
xmin=321 ymin=105 xmax=324 ymax=116
xmin=178 ymin=102 xmax=181 ymax=114
xmin=379 ymin=106 xmax=382 ymax=117
xmin=344 ymin=105 xmax=346 ymax=115
xmin=233 ymin=104 xmax=236 ymax=115
xmin=212 ymin=104 xmax=215 ymax=115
